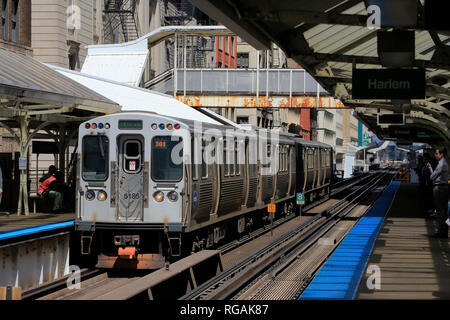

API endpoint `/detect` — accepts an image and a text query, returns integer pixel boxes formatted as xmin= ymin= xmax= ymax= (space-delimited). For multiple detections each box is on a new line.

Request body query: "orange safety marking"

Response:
xmin=118 ymin=247 xmax=137 ymax=259
xmin=267 ymin=203 xmax=276 ymax=213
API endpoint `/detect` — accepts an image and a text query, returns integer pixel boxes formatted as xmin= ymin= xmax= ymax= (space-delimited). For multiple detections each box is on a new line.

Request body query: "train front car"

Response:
xmin=76 ymin=112 xmax=189 ymax=269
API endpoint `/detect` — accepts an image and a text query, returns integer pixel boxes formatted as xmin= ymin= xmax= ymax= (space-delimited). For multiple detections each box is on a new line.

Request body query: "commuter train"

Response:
xmin=75 ymin=112 xmax=332 ymax=269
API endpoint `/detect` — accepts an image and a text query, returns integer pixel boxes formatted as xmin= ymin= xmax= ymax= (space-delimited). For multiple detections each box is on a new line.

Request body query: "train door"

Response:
xmin=117 ymin=136 xmax=144 ymax=221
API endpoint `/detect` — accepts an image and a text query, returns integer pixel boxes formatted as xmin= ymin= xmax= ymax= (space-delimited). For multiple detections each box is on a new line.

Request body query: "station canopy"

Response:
xmin=49 ymin=65 xmax=223 ymax=126
xmin=190 ymin=0 xmax=450 ymax=147
xmin=0 ymin=47 xmax=120 ymax=130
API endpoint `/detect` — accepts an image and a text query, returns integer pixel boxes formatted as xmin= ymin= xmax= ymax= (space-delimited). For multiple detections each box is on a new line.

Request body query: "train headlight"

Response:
xmin=167 ymin=191 xmax=178 ymax=202
xmin=86 ymin=190 xmax=95 ymax=201
xmin=97 ymin=191 xmax=107 ymax=201
xmin=153 ymin=191 xmax=164 ymax=202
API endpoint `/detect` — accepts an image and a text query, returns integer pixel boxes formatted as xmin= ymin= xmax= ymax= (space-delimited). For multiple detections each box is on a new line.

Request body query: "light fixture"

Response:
xmin=153 ymin=191 xmax=164 ymax=202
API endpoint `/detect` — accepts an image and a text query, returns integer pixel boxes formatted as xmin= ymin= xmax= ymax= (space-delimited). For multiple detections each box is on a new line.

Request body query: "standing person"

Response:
xmin=427 ymin=147 xmax=449 ymax=238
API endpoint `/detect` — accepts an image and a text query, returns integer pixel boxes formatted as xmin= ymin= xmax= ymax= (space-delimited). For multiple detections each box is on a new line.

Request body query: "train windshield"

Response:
xmin=82 ymin=135 xmax=109 ymax=181
xmin=151 ymin=136 xmax=183 ymax=182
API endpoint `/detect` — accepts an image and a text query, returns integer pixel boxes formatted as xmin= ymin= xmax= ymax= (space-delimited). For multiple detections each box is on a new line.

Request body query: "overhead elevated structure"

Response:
xmin=81 ymin=26 xmax=235 ymax=86
xmin=190 ymin=0 xmax=450 ymax=149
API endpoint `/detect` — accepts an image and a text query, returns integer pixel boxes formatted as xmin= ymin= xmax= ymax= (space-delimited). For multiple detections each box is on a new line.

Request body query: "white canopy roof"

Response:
xmin=81 ymin=26 xmax=234 ymax=86
xmin=48 ymin=65 xmax=222 ymax=126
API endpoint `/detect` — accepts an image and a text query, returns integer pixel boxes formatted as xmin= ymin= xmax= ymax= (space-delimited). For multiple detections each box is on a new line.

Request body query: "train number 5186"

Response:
xmin=123 ymin=193 xmax=140 ymax=199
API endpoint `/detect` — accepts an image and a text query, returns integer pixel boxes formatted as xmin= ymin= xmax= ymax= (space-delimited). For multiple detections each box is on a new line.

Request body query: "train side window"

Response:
xmin=307 ymin=149 xmax=314 ymax=169
xmin=191 ymin=137 xmax=198 ymax=180
xmin=235 ymin=138 xmax=240 ymax=176
xmin=201 ymin=138 xmax=208 ymax=179
xmin=284 ymin=146 xmax=288 ymax=172
xmin=223 ymin=139 xmax=229 ymax=176
xmin=263 ymin=143 xmax=271 ymax=168
xmin=229 ymin=138 xmax=235 ymax=176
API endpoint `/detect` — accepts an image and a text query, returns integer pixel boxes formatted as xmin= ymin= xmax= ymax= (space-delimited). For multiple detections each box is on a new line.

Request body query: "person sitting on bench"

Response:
xmin=39 ymin=165 xmax=57 ymax=183
xmin=37 ymin=170 xmax=65 ymax=213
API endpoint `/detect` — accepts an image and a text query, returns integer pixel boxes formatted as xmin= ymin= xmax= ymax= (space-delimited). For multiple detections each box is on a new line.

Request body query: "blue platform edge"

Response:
xmin=299 ymin=181 xmax=400 ymax=300
xmin=0 ymin=220 xmax=75 ymax=241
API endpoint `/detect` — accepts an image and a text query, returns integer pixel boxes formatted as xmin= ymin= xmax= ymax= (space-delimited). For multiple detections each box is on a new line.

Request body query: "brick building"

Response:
xmin=215 ymin=35 xmax=237 ymax=68
xmin=0 ymin=0 xmax=31 ymax=55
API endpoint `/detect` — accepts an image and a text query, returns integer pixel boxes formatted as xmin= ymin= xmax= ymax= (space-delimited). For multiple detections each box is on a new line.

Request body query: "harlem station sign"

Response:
xmin=352 ymin=68 xmax=425 ymax=99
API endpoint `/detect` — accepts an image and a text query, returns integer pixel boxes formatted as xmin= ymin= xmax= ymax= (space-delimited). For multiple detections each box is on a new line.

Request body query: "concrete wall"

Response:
xmin=31 ymin=0 xmax=101 ymax=69
xmin=0 ymin=233 xmax=70 ymax=290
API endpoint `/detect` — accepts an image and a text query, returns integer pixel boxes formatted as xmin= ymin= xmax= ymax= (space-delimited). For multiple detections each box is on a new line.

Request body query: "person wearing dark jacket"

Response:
xmin=38 ymin=170 xmax=65 ymax=213
xmin=427 ymin=147 xmax=449 ymax=238
xmin=39 ymin=165 xmax=57 ymax=183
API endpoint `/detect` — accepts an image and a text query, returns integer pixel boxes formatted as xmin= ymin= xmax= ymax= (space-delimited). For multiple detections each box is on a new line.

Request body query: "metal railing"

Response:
xmin=146 ymin=68 xmax=328 ymax=96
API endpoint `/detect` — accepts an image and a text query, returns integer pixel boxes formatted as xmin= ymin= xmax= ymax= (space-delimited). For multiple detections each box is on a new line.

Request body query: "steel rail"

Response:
xmin=21 ymin=268 xmax=103 ymax=300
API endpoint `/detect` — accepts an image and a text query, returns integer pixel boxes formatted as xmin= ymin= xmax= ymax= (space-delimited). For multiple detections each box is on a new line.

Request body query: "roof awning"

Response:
xmin=0 ymin=47 xmax=121 ymax=126
xmin=49 ymin=65 xmax=224 ymax=126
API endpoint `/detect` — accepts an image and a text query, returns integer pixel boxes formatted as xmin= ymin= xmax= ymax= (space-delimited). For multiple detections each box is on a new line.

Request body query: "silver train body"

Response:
xmin=75 ymin=112 xmax=332 ymax=269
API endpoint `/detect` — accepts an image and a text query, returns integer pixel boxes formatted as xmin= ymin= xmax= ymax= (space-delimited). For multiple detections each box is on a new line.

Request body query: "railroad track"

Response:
xmin=180 ymin=170 xmax=394 ymax=300
xmin=23 ymin=173 xmax=375 ymax=300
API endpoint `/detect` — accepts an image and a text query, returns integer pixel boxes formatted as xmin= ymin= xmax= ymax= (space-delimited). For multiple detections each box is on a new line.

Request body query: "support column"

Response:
xmin=17 ymin=116 xmax=30 ymax=216
xmin=58 ymin=125 xmax=67 ymax=180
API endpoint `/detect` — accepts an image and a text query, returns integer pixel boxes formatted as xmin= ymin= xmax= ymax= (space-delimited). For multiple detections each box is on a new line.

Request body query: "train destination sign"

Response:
xmin=352 ymin=68 xmax=425 ymax=99
xmin=118 ymin=119 xmax=143 ymax=130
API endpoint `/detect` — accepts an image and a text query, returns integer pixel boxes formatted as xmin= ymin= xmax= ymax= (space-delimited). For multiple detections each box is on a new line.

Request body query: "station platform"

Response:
xmin=357 ymin=183 xmax=450 ymax=299
xmin=300 ymin=182 xmax=450 ymax=300
xmin=0 ymin=212 xmax=75 ymax=242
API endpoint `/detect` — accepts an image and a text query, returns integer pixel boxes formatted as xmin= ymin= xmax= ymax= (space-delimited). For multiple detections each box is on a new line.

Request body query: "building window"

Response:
xmin=218 ymin=61 xmax=222 ymax=68
xmin=2 ymin=0 xmax=8 ymax=41
xmin=225 ymin=37 xmax=229 ymax=54
xmin=11 ymin=0 xmax=18 ymax=43
xmin=237 ymin=116 xmax=248 ymax=124
xmin=68 ymin=41 xmax=80 ymax=70
xmin=237 ymin=53 xmax=249 ymax=68
xmin=218 ymin=36 xmax=222 ymax=51
xmin=93 ymin=0 xmax=97 ymax=35
xmin=231 ymin=37 xmax=235 ymax=57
